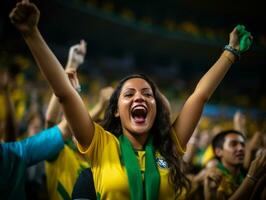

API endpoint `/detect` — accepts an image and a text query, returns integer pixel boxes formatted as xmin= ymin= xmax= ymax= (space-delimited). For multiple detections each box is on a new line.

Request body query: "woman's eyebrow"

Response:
xmin=141 ymin=88 xmax=152 ymax=91
xmin=123 ymin=88 xmax=135 ymax=92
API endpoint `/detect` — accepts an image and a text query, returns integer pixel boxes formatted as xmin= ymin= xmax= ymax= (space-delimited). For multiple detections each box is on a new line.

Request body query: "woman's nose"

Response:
xmin=134 ymin=92 xmax=145 ymax=102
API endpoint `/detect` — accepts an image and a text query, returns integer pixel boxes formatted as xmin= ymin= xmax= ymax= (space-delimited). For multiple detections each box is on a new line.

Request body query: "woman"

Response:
xmin=9 ymin=0 xmax=252 ymax=199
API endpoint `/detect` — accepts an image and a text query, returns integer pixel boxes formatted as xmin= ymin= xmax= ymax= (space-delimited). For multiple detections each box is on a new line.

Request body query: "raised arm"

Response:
xmin=89 ymin=86 xmax=114 ymax=122
xmin=172 ymin=26 xmax=253 ymax=148
xmin=45 ymin=40 xmax=87 ymax=128
xmin=226 ymin=150 xmax=266 ymax=200
xmin=204 ymin=167 xmax=223 ymax=200
xmin=249 ymin=173 xmax=266 ymax=200
xmin=45 ymin=94 xmax=62 ymax=128
xmin=233 ymin=111 xmax=247 ymax=136
xmin=205 ymin=150 xmax=266 ymax=200
xmin=243 ymin=131 xmax=263 ymax=170
xmin=9 ymin=0 xmax=94 ymax=148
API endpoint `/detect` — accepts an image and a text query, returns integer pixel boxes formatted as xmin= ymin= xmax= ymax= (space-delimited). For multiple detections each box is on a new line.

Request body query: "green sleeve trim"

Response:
xmin=97 ymin=192 xmax=101 ymax=200
xmin=57 ymin=180 xmax=71 ymax=200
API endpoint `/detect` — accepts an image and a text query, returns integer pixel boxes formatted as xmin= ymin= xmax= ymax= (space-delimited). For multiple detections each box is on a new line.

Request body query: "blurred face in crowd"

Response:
xmin=216 ymin=133 xmax=245 ymax=167
xmin=115 ymin=78 xmax=157 ymax=139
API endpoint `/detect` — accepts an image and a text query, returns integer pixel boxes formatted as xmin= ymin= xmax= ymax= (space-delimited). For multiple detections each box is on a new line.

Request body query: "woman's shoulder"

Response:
xmin=94 ymin=122 xmax=118 ymax=141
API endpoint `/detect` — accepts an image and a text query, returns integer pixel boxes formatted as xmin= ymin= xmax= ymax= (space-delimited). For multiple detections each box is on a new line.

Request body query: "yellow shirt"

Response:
xmin=78 ymin=123 xmax=185 ymax=200
xmin=45 ymin=144 xmax=89 ymax=200
xmin=201 ymin=145 xmax=215 ymax=166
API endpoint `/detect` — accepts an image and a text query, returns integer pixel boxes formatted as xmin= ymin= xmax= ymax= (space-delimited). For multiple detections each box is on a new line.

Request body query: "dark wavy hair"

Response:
xmin=100 ymin=74 xmax=190 ymax=198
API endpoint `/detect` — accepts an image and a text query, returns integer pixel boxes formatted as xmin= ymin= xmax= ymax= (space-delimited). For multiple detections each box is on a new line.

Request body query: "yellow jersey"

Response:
xmin=45 ymin=144 xmax=89 ymax=200
xmin=78 ymin=123 xmax=185 ymax=200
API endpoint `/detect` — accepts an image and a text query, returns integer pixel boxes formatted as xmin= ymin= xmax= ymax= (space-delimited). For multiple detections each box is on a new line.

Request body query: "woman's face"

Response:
xmin=116 ymin=78 xmax=157 ymax=137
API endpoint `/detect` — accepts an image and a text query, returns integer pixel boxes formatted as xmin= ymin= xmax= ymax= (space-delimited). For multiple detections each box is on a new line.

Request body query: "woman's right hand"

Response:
xmin=9 ymin=0 xmax=40 ymax=35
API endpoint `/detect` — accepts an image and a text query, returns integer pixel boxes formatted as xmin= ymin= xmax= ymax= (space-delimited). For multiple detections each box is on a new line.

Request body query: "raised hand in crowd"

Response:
xmin=204 ymin=167 xmax=223 ymax=200
xmin=45 ymin=40 xmax=87 ymax=128
xmin=65 ymin=40 xmax=87 ymax=92
xmin=233 ymin=111 xmax=247 ymax=136
xmin=89 ymin=86 xmax=114 ymax=122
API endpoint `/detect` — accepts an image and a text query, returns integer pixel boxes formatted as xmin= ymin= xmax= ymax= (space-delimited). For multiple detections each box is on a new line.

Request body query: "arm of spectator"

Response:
xmin=183 ymin=126 xmax=200 ymax=163
xmin=45 ymin=94 xmax=61 ymax=128
xmin=204 ymin=167 xmax=223 ymax=200
xmin=172 ymin=26 xmax=251 ymax=149
xmin=243 ymin=131 xmax=263 ymax=169
xmin=2 ymin=119 xmax=71 ymax=166
xmin=233 ymin=111 xmax=247 ymax=136
xmin=9 ymin=0 xmax=94 ymax=149
xmin=227 ymin=149 xmax=266 ymax=200
xmin=65 ymin=39 xmax=86 ymax=92
xmin=186 ymin=168 xmax=207 ymax=195
xmin=45 ymin=40 xmax=87 ymax=128
xmin=89 ymin=86 xmax=114 ymax=122
xmin=249 ymin=173 xmax=266 ymax=200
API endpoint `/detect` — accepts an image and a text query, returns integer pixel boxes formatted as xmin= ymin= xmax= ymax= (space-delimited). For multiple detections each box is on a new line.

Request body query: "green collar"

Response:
xmin=119 ymin=135 xmax=160 ymax=200
xmin=217 ymin=161 xmax=244 ymax=185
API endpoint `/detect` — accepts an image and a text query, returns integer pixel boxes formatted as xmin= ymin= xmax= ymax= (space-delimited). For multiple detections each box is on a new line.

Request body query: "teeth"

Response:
xmin=133 ymin=105 xmax=146 ymax=110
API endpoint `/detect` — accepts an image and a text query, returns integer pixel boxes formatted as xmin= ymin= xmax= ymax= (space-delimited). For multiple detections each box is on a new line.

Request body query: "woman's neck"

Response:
xmin=122 ymin=129 xmax=149 ymax=150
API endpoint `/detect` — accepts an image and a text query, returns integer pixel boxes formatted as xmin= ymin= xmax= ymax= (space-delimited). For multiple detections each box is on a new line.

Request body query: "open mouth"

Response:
xmin=235 ymin=154 xmax=244 ymax=159
xmin=131 ymin=105 xmax=147 ymax=123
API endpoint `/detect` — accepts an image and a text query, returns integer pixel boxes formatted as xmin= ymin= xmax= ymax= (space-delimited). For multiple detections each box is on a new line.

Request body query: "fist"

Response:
xmin=233 ymin=111 xmax=246 ymax=127
xmin=9 ymin=1 xmax=40 ymax=34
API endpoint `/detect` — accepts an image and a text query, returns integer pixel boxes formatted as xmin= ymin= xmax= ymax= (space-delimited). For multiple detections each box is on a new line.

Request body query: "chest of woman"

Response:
xmin=91 ymin=148 xmax=175 ymax=200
